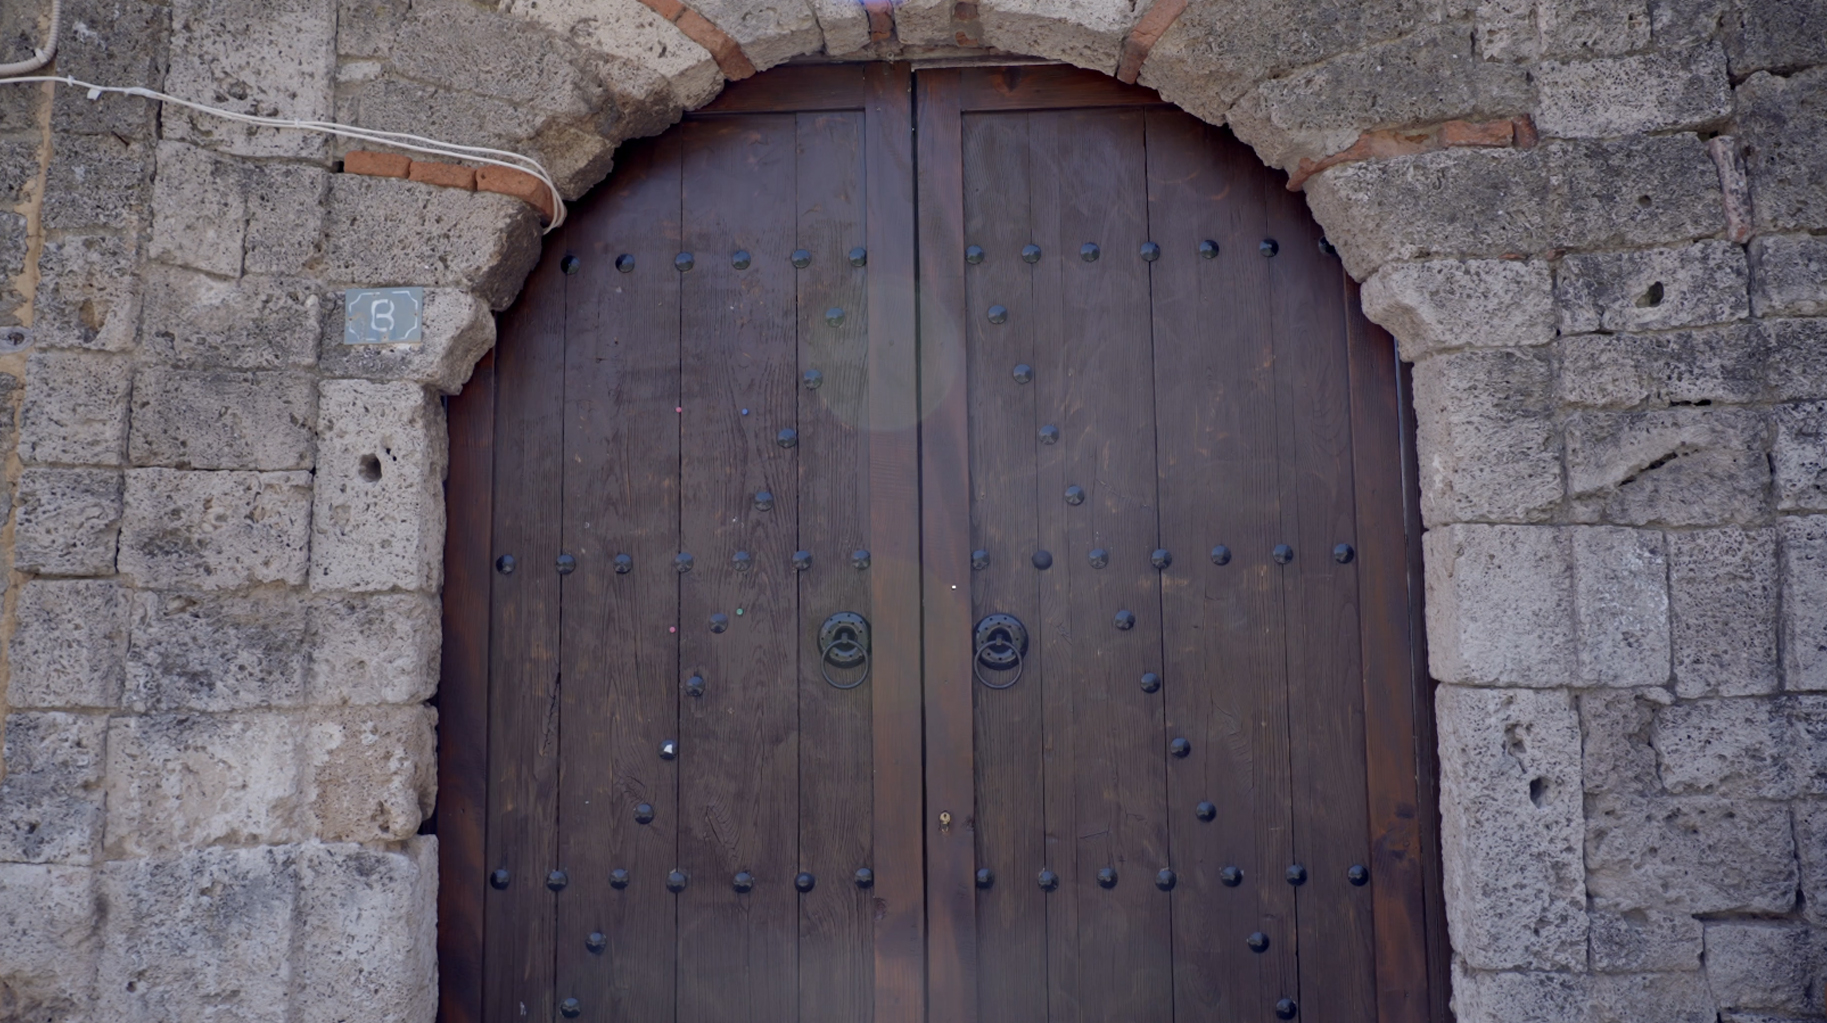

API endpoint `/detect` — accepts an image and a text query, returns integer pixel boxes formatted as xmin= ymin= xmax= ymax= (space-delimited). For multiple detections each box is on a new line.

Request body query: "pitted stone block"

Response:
xmin=117 ymin=469 xmax=313 ymax=590
xmin=1564 ymin=408 xmax=1770 ymax=526
xmin=1536 ymin=0 xmax=1651 ymax=57
xmin=164 ymin=0 xmax=336 ymax=159
xmin=1359 ymin=258 xmax=1554 ymax=359
xmin=1557 ymin=241 xmax=1750 ymax=334
xmin=244 ymin=162 xmax=330 ymax=275
xmin=1535 ymin=45 xmax=1730 ymax=138
xmin=393 ymin=0 xmax=609 ymax=114
xmin=45 ymin=0 xmax=168 ymax=138
xmin=1726 ymin=0 xmax=1827 ymax=76
xmin=1586 ymin=793 xmax=1796 ymax=914
xmin=1557 ymin=323 xmax=1768 ymax=410
xmin=688 ymin=0 xmax=825 ymax=72
xmin=1794 ymin=799 xmax=1827 ymax=925
xmin=296 ymin=838 xmax=437 ymax=1023
xmin=32 ymin=232 xmax=144 ymax=351
xmin=1704 ymin=922 xmax=1825 ymax=1015
xmin=148 ymin=141 xmax=248 ymax=278
xmin=318 ymin=287 xmax=494 ymax=392
xmin=9 ymin=579 xmax=129 ymax=709
xmin=1668 ymin=528 xmax=1779 ymax=698
xmin=307 ymin=592 xmax=441 ymax=705
xmin=1782 ymin=516 xmax=1827 ymax=691
xmin=302 ymin=705 xmax=436 ymax=842
xmin=323 ymin=175 xmax=540 ymax=310
xmin=1412 ymin=349 xmax=1562 ymax=525
xmin=1426 ymin=525 xmax=1575 ymax=687
xmin=19 ymin=350 xmax=132 ymax=467
xmin=1581 ymin=687 xmax=1671 ymax=798
xmin=128 ymin=368 xmax=318 ymax=471
xmin=975 ymin=0 xmax=1143 ymax=75
xmin=103 ymin=712 xmax=304 ymax=856
xmin=806 ymin=0 xmax=871 ymax=55
xmin=140 ymin=267 xmax=327 ymax=369
xmin=0 ymin=713 xmax=107 ymax=865
xmin=1773 ymin=401 xmax=1827 ymax=512
xmin=1571 ymin=527 xmax=1670 ymax=688
xmin=1588 ymin=899 xmax=1703 ymax=972
xmin=126 ymin=588 xmax=309 ymax=712
xmin=1654 ymin=697 xmax=1792 ymax=799
xmin=41 ymin=132 xmax=155 ymax=233
xmin=1738 ymin=67 xmax=1827 ymax=234
xmin=310 ymin=379 xmax=446 ymax=594
xmin=1546 ymin=136 xmax=1726 ymax=252
xmin=1750 ymin=234 xmax=1827 ymax=317
xmin=0 ymin=864 xmax=99 ymax=1022
xmin=15 ymin=468 xmax=123 ymax=577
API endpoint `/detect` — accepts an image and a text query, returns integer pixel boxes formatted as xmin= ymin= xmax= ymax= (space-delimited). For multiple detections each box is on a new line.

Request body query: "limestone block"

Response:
xmin=1579 ymin=687 xmax=1670 ymax=797
xmin=1793 ymin=799 xmax=1827 ymax=925
xmin=140 ymin=266 xmax=326 ymax=369
xmin=392 ymin=0 xmax=606 ymax=115
xmin=244 ymin=162 xmax=330 ymax=275
xmin=296 ymin=838 xmax=437 ymax=1023
xmin=1588 ymin=971 xmax=1718 ymax=1023
xmin=1360 ymin=259 xmax=1553 ymax=359
xmin=147 ymin=141 xmax=247 ymax=278
xmin=307 ymin=592 xmax=441 ymax=705
xmin=126 ymin=588 xmax=309 ymax=712
xmin=1535 ymin=45 xmax=1731 ymax=138
xmin=1768 ymin=318 xmax=1827 ymax=403
xmin=335 ymin=77 xmax=542 ymax=159
xmin=1449 ymin=963 xmax=1586 ymax=1023
xmin=9 ymin=579 xmax=129 ymax=709
xmin=1654 ymin=697 xmax=1791 ymax=798
xmin=127 ymin=368 xmax=318 ymax=471
xmin=1705 ymin=922 xmax=1824 ymax=1015
xmin=0 ymin=713 xmax=107 ymax=864
xmin=18 ymin=350 xmax=132 ymax=467
xmin=0 ymin=138 xmax=38 ymax=209
xmin=503 ymin=0 xmax=719 ymax=119
xmin=1425 ymin=524 xmax=1575 ymax=687
xmin=1668 ymin=528 xmax=1779 ymax=697
xmin=41 ymin=132 xmax=154 ymax=233
xmin=1727 ymin=0 xmax=1827 ymax=78
xmin=98 ymin=845 xmax=298 ymax=1023
xmin=1473 ymin=0 xmax=1536 ymax=59
xmin=0 ymin=212 xmax=25 ymax=307
xmin=690 ymin=0 xmax=825 ymax=71
xmin=1789 ymin=695 xmax=1827 ymax=794
xmin=1571 ymin=527 xmax=1669 ymax=688
xmin=1585 ymin=794 xmax=1796 ymax=914
xmin=337 ymin=0 xmax=410 ymax=57
xmin=117 ymin=468 xmax=314 ymax=590
xmin=1556 ymin=241 xmax=1749 ymax=334
xmin=323 ymin=175 xmax=541 ymax=310
xmin=807 ymin=0 xmax=870 ymax=55
xmin=0 ymin=864 xmax=98 ymax=1022
xmin=311 ymin=380 xmax=447 ymax=594
xmin=1650 ymin=0 xmax=1726 ymax=50
xmin=1750 ymin=234 xmax=1827 ymax=317
xmin=31 ymin=232 xmax=144 ymax=351
xmin=974 ymin=0 xmax=1142 ymax=75
xmin=1782 ymin=516 xmax=1827 ymax=691
xmin=1588 ymin=899 xmax=1703 ymax=972
xmin=45 ymin=0 xmax=168 ymax=138
xmin=1557 ymin=323 xmax=1768 ymax=410
xmin=1436 ymin=685 xmax=1587 ymax=970
xmin=1563 ymin=408 xmax=1769 ymax=526
xmin=1411 ymin=349 xmax=1562 ymax=524
xmin=103 ymin=713 xmax=303 ymax=856
xmin=318 ymin=287 xmax=495 ymax=392
xmin=164 ymin=0 xmax=336 ymax=159
xmin=14 ymin=468 xmax=123 ymax=577
xmin=1536 ymin=0 xmax=1650 ymax=57
xmin=302 ymin=705 xmax=436 ymax=842
xmin=1738 ymin=68 xmax=1827 ymax=234
xmin=1774 ymin=401 xmax=1827 ymax=512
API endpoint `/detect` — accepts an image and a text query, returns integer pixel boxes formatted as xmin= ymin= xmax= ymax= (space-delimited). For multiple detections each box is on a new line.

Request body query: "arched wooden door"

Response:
xmin=439 ymin=63 xmax=1444 ymax=1023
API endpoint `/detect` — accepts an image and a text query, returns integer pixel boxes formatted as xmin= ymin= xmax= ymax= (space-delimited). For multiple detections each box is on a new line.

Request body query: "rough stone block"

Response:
xmin=18 ymin=350 xmax=132 ymax=467
xmin=1738 ymin=67 xmax=1827 ymax=233
xmin=126 ymin=588 xmax=309 ymax=713
xmin=0 ymin=864 xmax=98 ymax=1022
xmin=1558 ymin=323 xmax=1768 ymax=410
xmin=1651 ymin=0 xmax=1726 ymax=49
xmin=1588 ymin=899 xmax=1703 ymax=972
xmin=45 ymin=0 xmax=168 ymax=138
xmin=1449 ymin=963 xmax=1587 ymax=1023
xmin=1571 ymin=527 xmax=1669 ymax=688
xmin=1411 ymin=349 xmax=1562 ymax=525
xmin=1436 ymin=685 xmax=1587 ymax=970
xmin=807 ymin=0 xmax=871 ymax=55
xmin=1794 ymin=799 xmax=1827 ymax=925
xmin=98 ymin=845 xmax=298 ymax=1023
xmin=296 ymin=838 xmax=437 ymax=1023
xmin=140 ymin=266 xmax=326 ymax=369
xmin=307 ymin=592 xmax=440 ymax=705
xmin=41 ymin=132 xmax=154 ymax=233
xmin=1668 ymin=528 xmax=1779 ymax=697
xmin=127 ymin=368 xmax=317 ymax=471
xmin=164 ymin=0 xmax=336 ymax=159
xmin=1548 ymin=134 xmax=1725 ymax=248
xmin=1563 ymin=408 xmax=1769 ymax=526
xmin=689 ymin=0 xmax=824 ymax=71
xmin=1537 ymin=45 xmax=1730 ymax=139
xmin=323 ymin=175 xmax=541 ymax=309
xmin=1774 ymin=401 xmax=1827 ymax=512
xmin=303 ymin=705 xmax=436 ymax=842
xmin=506 ymin=0 xmax=721 ymax=113
xmin=1556 ymin=241 xmax=1749 ymax=334
xmin=1789 ymin=695 xmax=1827 ymax=795
xmin=1580 ymin=687 xmax=1669 ymax=798
xmin=244 ymin=162 xmax=330 ymax=275
xmin=1727 ymin=0 xmax=1827 ymax=78
xmin=9 ymin=579 xmax=128 ymax=710
xmin=1586 ymin=794 xmax=1796 ymax=914
xmin=338 ymin=0 xmax=410 ymax=57
xmin=1654 ymin=697 xmax=1791 ymax=798
xmin=317 ymin=287 xmax=494 ymax=392
xmin=1782 ymin=516 xmax=1827 ymax=691
xmin=118 ymin=469 xmax=313 ymax=590
xmin=1589 ymin=970 xmax=1719 ymax=1023
xmin=103 ymin=713 xmax=303 ymax=856
xmin=1750 ymin=234 xmax=1827 ymax=317
xmin=1536 ymin=0 xmax=1650 ymax=57
xmin=14 ymin=468 xmax=122 ymax=577
xmin=147 ymin=141 xmax=247 ymax=278
xmin=392 ymin=0 xmax=607 ymax=114
xmin=311 ymin=380 xmax=446 ymax=593
xmin=31 ymin=231 xmax=143 ymax=351
xmin=1359 ymin=258 xmax=1554 ymax=359
xmin=332 ymin=77 xmax=542 ymax=164
xmin=1705 ymin=922 xmax=1823 ymax=1015
xmin=0 ymin=713 xmax=107 ymax=864
xmin=1425 ymin=524 xmax=1575 ymax=687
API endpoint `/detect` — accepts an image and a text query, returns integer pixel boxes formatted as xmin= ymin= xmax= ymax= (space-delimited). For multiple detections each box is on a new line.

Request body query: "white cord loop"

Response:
xmin=0 ymin=0 xmax=60 ymax=77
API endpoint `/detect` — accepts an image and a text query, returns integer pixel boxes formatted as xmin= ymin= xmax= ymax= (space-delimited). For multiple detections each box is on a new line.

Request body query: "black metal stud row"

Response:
xmin=499 ymin=549 xmax=874 ymax=576
xmin=958 ymin=239 xmax=1306 ymax=264
xmin=495 ymin=866 xmax=875 ymax=895
xmin=586 ymin=247 xmax=867 ymax=275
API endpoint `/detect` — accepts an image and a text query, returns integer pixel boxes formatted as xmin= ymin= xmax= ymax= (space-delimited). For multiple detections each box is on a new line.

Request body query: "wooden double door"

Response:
xmin=439 ymin=63 xmax=1442 ymax=1023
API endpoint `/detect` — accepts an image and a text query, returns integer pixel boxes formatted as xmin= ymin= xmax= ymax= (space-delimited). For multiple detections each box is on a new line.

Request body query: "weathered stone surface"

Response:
xmin=505 ymin=0 xmax=721 ymax=113
xmin=1586 ymin=794 xmax=1797 ymax=914
xmin=9 ymin=579 xmax=129 ymax=710
xmin=1535 ymin=45 xmax=1731 ymax=138
xmin=1587 ymin=970 xmax=1718 ymax=1023
xmin=323 ymin=175 xmax=541 ymax=309
xmin=1436 ymin=685 xmax=1587 ymax=970
xmin=1705 ymin=922 xmax=1824 ymax=1015
xmin=41 ymin=132 xmax=155 ymax=233
xmin=1668 ymin=528 xmax=1779 ymax=697
xmin=1536 ymin=0 xmax=1651 ymax=57
xmin=126 ymin=588 xmax=309 ymax=712
xmin=1571 ymin=527 xmax=1669 ymax=687
xmin=1650 ymin=0 xmax=1727 ymax=50
xmin=244 ymin=163 xmax=330 ymax=275
xmin=1782 ymin=516 xmax=1827 ymax=691
xmin=1726 ymin=0 xmax=1827 ymax=74
xmin=1789 ymin=694 xmax=1827 ymax=795
xmin=0 ymin=713 xmax=107 ymax=864
xmin=14 ymin=468 xmax=122 ymax=577
xmin=1794 ymin=799 xmax=1827 ymax=925
xmin=1738 ymin=67 xmax=1827 ymax=234
xmin=1550 ymin=135 xmax=1725 ymax=252
xmin=0 ymin=864 xmax=98 ymax=1023
xmin=1359 ymin=258 xmax=1554 ymax=359
xmin=44 ymin=0 xmax=167 ymax=136
xmin=1558 ymin=323 xmax=1768 ymax=409
xmin=147 ymin=141 xmax=248 ymax=278
xmin=1773 ymin=401 xmax=1827 ymax=511
xmin=1411 ymin=349 xmax=1562 ymax=525
xmin=806 ymin=0 xmax=871 ymax=55
xmin=1654 ymin=697 xmax=1791 ymax=798
xmin=98 ymin=845 xmax=298 ymax=1023
xmin=164 ymin=0 xmax=337 ymax=159
xmin=104 ymin=713 xmax=302 ymax=855
xmin=117 ymin=469 xmax=314 ymax=590
xmin=1580 ymin=687 xmax=1670 ymax=798
xmin=1750 ymin=234 xmax=1827 ymax=317
xmin=140 ymin=267 xmax=326 ymax=369
xmin=1426 ymin=525 xmax=1575 ymax=686
xmin=318 ymin=287 xmax=495 ymax=392
xmin=690 ymin=0 xmax=824 ymax=71
xmin=337 ymin=0 xmax=411 ymax=57
xmin=18 ymin=350 xmax=132 ymax=467
xmin=31 ymin=231 xmax=144 ymax=351
xmin=1588 ymin=899 xmax=1703 ymax=972
xmin=394 ymin=0 xmax=607 ymax=113
xmin=1557 ymin=241 xmax=1749 ymax=334
xmin=335 ymin=77 xmax=542 ymax=156
xmin=1449 ymin=962 xmax=1587 ymax=1023
xmin=1563 ymin=408 xmax=1769 ymax=526
xmin=311 ymin=380 xmax=446 ymax=593
xmin=128 ymin=368 xmax=318 ymax=471
xmin=296 ymin=838 xmax=437 ymax=1023
xmin=302 ymin=705 xmax=436 ymax=843
xmin=307 ymin=592 xmax=441 ymax=705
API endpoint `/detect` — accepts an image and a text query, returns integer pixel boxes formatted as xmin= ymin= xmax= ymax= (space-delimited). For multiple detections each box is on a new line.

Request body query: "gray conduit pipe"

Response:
xmin=0 ymin=0 xmax=62 ymax=78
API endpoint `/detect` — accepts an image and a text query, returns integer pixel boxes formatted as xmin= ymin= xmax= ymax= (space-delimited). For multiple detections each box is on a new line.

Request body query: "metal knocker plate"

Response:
xmin=974 ymin=613 xmax=1029 ymax=690
xmin=818 ymin=612 xmax=871 ymax=690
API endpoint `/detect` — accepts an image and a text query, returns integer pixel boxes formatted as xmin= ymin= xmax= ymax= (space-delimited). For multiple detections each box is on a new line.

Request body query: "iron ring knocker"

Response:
xmin=820 ymin=637 xmax=871 ymax=690
xmin=818 ymin=612 xmax=871 ymax=690
xmin=973 ymin=613 xmax=1030 ymax=690
xmin=974 ymin=637 xmax=1024 ymax=690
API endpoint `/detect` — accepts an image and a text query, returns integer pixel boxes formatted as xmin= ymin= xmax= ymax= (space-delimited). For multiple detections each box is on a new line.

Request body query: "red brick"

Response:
xmin=1441 ymin=119 xmax=1516 ymax=148
xmin=476 ymin=164 xmax=556 ymax=222
xmin=633 ymin=0 xmax=686 ymax=21
xmin=675 ymin=9 xmax=756 ymax=79
xmin=343 ymin=150 xmax=410 ymax=179
xmin=1117 ymin=0 xmax=1189 ymax=83
xmin=1287 ymin=129 xmax=1436 ymax=190
xmin=1512 ymin=115 xmax=1539 ymax=149
xmin=407 ymin=160 xmax=477 ymax=190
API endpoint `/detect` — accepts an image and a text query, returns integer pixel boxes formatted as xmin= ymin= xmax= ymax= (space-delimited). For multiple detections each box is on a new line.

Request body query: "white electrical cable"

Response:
xmin=0 ymin=0 xmax=60 ymax=77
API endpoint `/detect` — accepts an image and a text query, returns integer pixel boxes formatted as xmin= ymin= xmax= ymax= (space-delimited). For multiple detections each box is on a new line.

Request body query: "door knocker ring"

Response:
xmin=818 ymin=612 xmax=871 ymax=690
xmin=974 ymin=613 xmax=1029 ymax=690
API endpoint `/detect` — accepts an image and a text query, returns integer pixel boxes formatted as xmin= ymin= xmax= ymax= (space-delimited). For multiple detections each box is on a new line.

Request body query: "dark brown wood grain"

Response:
xmin=696 ymin=64 xmax=870 ymax=114
xmin=956 ymin=65 xmax=1167 ymax=112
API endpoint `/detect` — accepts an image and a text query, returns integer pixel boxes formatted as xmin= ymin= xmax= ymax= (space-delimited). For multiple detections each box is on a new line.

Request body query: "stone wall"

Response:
xmin=0 ymin=0 xmax=1822 ymax=1020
